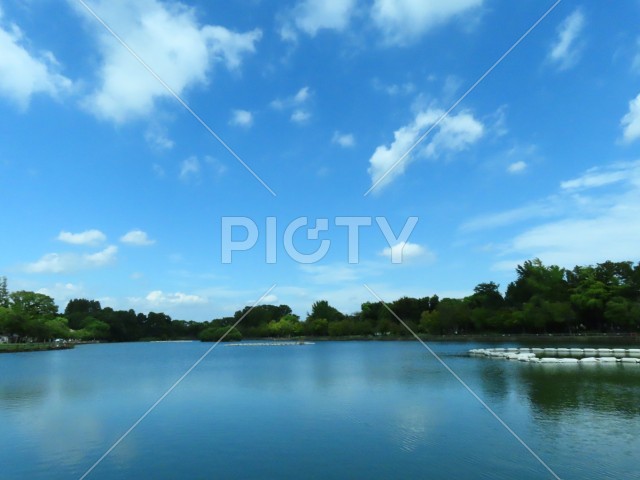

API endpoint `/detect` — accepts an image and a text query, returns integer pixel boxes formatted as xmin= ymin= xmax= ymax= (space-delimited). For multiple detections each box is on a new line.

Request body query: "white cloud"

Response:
xmin=179 ymin=156 xmax=200 ymax=180
xmin=461 ymin=200 xmax=560 ymax=233
xmin=259 ymin=293 xmax=279 ymax=304
xmin=486 ymin=161 xmax=640 ymax=269
xmin=281 ymin=0 xmax=357 ymax=39
xmin=507 ymin=161 xmax=527 ymax=174
xmin=291 ymin=109 xmax=311 ymax=124
xmin=548 ymin=9 xmax=585 ymax=70
xmin=145 ymin=126 xmax=174 ymax=151
xmin=145 ymin=290 xmax=207 ymax=305
xmin=371 ymin=0 xmax=483 ymax=46
xmin=178 ymin=155 xmax=226 ymax=181
xmin=204 ymin=155 xmax=228 ymax=177
xmin=332 ymin=131 xmax=356 ymax=148
xmin=25 ymin=246 xmax=118 ymax=274
xmin=294 ymin=86 xmax=311 ymax=103
xmin=120 ymin=229 xmax=155 ymax=246
xmin=58 ymin=229 xmax=106 ymax=246
xmin=37 ymin=283 xmax=83 ymax=306
xmin=561 ymin=168 xmax=629 ymax=191
xmin=373 ymin=79 xmax=416 ymax=96
xmin=229 ymin=109 xmax=253 ymax=128
xmin=368 ymin=108 xmax=484 ymax=190
xmin=271 ymin=86 xmax=312 ymax=110
xmin=380 ymin=241 xmax=433 ymax=263
xmin=299 ymin=264 xmax=363 ymax=284
xmin=0 ymin=10 xmax=72 ymax=109
xmin=621 ymin=93 xmax=640 ymax=144
xmin=77 ymin=0 xmax=261 ymax=123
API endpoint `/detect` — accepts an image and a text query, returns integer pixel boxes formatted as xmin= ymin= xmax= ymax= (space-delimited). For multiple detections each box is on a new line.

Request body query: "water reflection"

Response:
xmin=1 ymin=342 xmax=639 ymax=480
xmin=515 ymin=363 xmax=640 ymax=417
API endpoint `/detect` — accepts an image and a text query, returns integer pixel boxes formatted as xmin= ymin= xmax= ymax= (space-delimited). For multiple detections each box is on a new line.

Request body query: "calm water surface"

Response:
xmin=0 ymin=341 xmax=639 ymax=479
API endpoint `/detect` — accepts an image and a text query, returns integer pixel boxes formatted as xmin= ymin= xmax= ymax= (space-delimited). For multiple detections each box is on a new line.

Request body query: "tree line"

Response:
xmin=1 ymin=259 xmax=639 ymax=343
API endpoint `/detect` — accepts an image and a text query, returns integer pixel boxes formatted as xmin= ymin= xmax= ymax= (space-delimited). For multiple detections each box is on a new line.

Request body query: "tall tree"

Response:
xmin=0 ymin=276 xmax=9 ymax=308
xmin=506 ymin=259 xmax=569 ymax=306
xmin=308 ymin=300 xmax=344 ymax=323
xmin=10 ymin=291 xmax=58 ymax=319
xmin=65 ymin=299 xmax=102 ymax=330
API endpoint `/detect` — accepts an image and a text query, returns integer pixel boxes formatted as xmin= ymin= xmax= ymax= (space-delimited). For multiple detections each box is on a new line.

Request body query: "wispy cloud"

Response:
xmin=120 ymin=229 xmax=155 ymax=246
xmin=179 ymin=156 xmax=200 ymax=181
xmin=145 ymin=125 xmax=174 ymax=151
xmin=371 ymin=0 xmax=484 ymax=46
xmin=271 ymin=87 xmax=313 ymax=125
xmin=279 ymin=0 xmax=357 ymax=40
xmin=25 ymin=246 xmax=118 ymax=273
xmin=621 ymin=93 xmax=640 ymax=144
xmin=548 ymin=9 xmax=585 ymax=70
xmin=332 ymin=131 xmax=356 ymax=148
xmin=299 ymin=263 xmax=363 ymax=284
xmin=507 ymin=161 xmax=527 ymax=174
xmin=58 ymin=229 xmax=106 ymax=246
xmin=474 ymin=161 xmax=640 ymax=270
xmin=291 ymin=109 xmax=311 ymax=124
xmin=372 ymin=78 xmax=416 ymax=96
xmin=367 ymin=108 xmax=484 ymax=190
xmin=229 ymin=109 xmax=253 ymax=128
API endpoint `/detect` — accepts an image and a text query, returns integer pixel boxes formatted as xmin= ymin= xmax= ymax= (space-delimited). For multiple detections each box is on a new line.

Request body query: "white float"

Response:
xmin=468 ymin=347 xmax=640 ymax=366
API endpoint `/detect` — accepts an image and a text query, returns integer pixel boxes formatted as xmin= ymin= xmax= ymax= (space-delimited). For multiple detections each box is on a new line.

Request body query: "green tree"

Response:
xmin=308 ymin=300 xmax=344 ymax=323
xmin=435 ymin=298 xmax=471 ymax=334
xmin=506 ymin=259 xmax=569 ymax=306
xmin=604 ymin=297 xmax=640 ymax=331
xmin=267 ymin=314 xmax=301 ymax=337
xmin=64 ymin=298 xmax=102 ymax=330
xmin=10 ymin=291 xmax=58 ymax=319
xmin=0 ymin=306 xmax=14 ymax=334
xmin=198 ymin=326 xmax=242 ymax=342
xmin=0 ymin=277 xmax=9 ymax=308
xmin=304 ymin=317 xmax=329 ymax=336
xmin=569 ymin=272 xmax=610 ymax=330
xmin=43 ymin=317 xmax=72 ymax=339
xmin=468 ymin=282 xmax=504 ymax=310
xmin=76 ymin=318 xmax=110 ymax=340
xmin=420 ymin=310 xmax=441 ymax=334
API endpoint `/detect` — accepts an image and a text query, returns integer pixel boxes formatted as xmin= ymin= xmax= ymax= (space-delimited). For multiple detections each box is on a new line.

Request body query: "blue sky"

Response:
xmin=1 ymin=0 xmax=639 ymax=321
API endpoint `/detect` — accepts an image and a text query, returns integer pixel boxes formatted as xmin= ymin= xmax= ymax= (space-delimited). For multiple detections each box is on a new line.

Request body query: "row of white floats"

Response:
xmin=469 ymin=347 xmax=640 ymax=364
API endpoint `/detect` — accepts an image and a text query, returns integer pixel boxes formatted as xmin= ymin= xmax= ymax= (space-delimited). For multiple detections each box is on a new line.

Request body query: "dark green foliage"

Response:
xmin=1 ymin=258 xmax=638 ymax=344
xmin=198 ymin=326 xmax=242 ymax=342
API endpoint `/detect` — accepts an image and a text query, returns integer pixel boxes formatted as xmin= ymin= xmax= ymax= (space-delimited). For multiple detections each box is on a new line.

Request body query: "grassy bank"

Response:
xmin=0 ymin=343 xmax=75 ymax=354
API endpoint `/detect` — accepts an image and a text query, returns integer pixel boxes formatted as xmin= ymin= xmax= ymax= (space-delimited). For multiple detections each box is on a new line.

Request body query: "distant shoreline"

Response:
xmin=252 ymin=333 xmax=640 ymax=346
xmin=0 ymin=343 xmax=75 ymax=354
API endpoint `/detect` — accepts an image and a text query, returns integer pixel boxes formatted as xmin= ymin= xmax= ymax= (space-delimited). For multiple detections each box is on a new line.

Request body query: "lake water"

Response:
xmin=1 ymin=341 xmax=639 ymax=479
